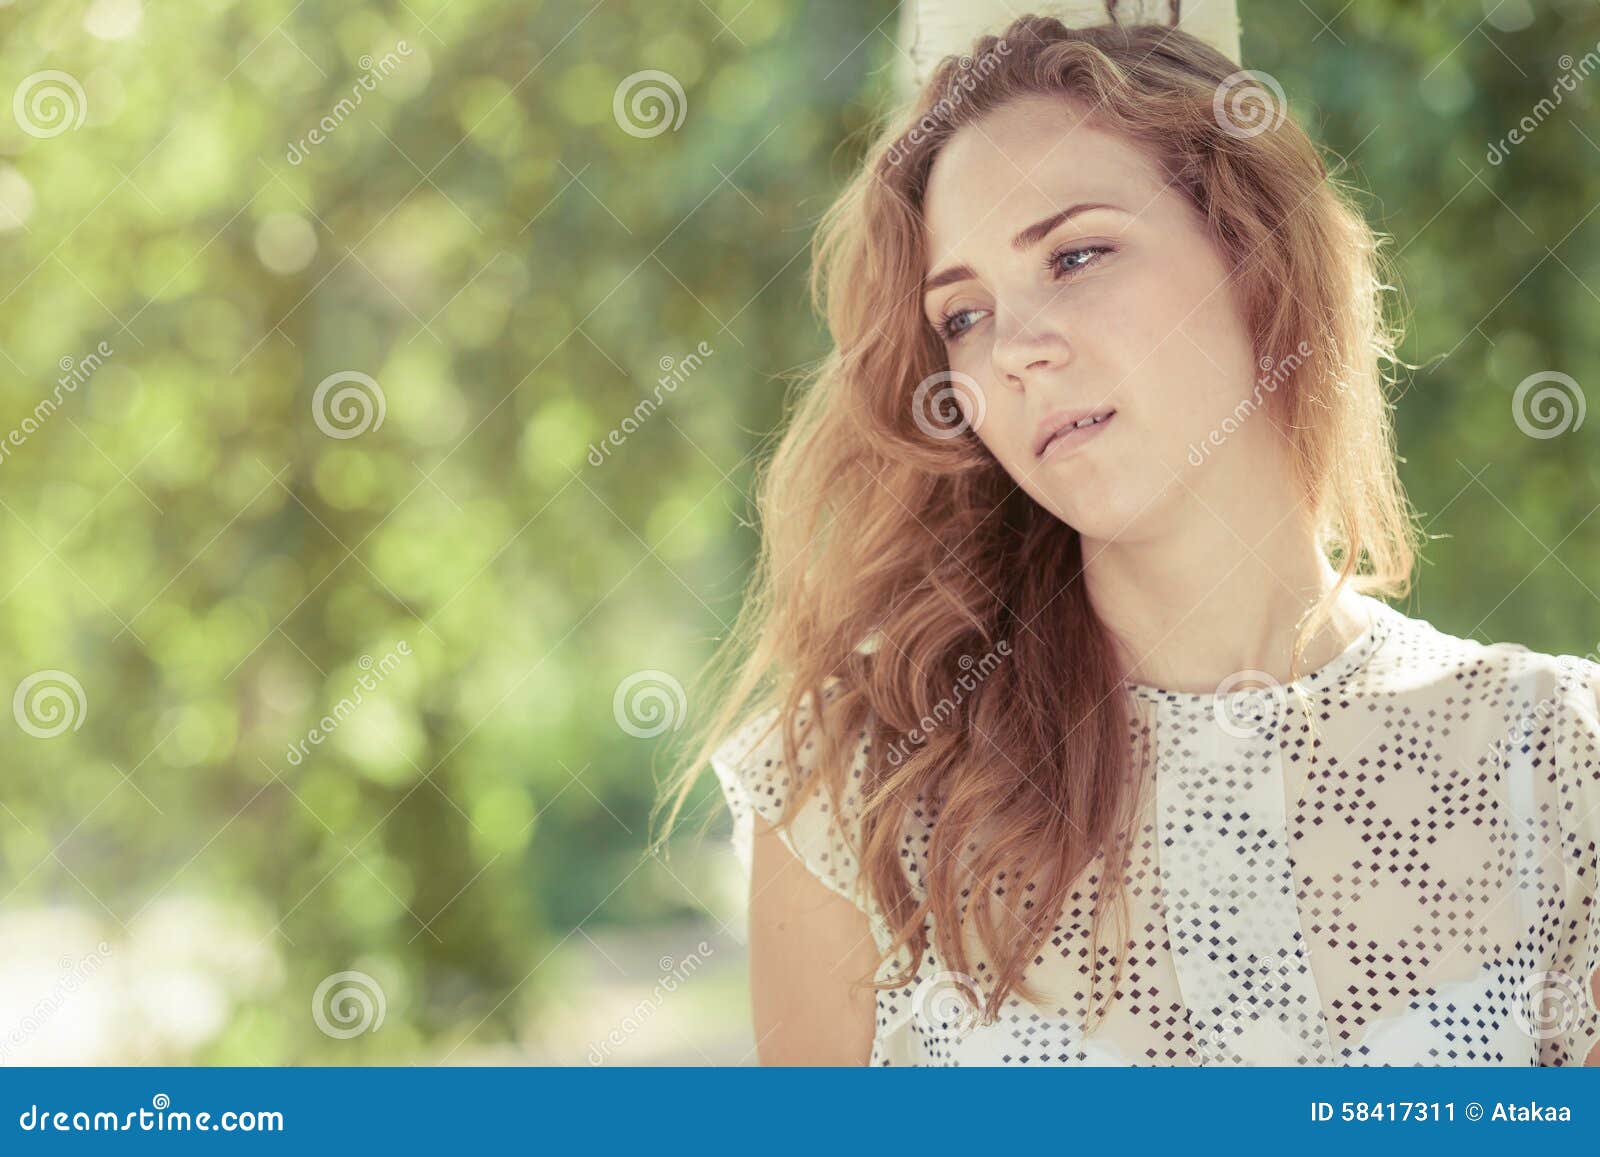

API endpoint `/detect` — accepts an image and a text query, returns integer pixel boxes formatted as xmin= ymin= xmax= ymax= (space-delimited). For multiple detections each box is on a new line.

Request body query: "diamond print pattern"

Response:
xmin=712 ymin=595 xmax=1600 ymax=1065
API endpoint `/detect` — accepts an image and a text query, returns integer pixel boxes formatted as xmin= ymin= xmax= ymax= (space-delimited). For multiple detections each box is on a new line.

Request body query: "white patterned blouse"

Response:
xmin=711 ymin=593 xmax=1600 ymax=1066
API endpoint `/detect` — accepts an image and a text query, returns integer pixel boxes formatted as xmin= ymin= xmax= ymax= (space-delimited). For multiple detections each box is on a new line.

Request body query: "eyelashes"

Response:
xmin=932 ymin=243 xmax=1114 ymax=344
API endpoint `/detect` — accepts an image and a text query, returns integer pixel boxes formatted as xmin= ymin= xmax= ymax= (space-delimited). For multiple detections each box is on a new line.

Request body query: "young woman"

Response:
xmin=657 ymin=15 xmax=1600 ymax=1066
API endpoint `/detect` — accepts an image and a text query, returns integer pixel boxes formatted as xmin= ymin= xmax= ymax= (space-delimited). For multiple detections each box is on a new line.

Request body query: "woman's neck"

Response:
xmin=1081 ymin=502 xmax=1368 ymax=694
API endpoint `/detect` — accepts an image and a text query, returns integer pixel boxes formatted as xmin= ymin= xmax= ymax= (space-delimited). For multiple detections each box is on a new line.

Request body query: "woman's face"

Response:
xmin=920 ymin=94 xmax=1280 ymax=543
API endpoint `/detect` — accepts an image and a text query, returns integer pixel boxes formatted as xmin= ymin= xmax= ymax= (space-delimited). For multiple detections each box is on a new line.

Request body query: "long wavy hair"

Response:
xmin=654 ymin=14 xmax=1419 ymax=1029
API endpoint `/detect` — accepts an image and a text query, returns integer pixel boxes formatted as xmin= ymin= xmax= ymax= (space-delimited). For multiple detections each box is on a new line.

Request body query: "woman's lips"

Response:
xmin=1037 ymin=411 xmax=1115 ymax=461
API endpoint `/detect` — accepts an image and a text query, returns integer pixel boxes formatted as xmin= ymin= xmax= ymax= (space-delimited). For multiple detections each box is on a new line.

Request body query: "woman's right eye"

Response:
xmin=935 ymin=307 xmax=987 ymax=343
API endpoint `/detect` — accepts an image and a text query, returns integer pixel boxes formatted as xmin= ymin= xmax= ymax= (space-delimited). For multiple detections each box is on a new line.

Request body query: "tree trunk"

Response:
xmin=896 ymin=0 xmax=1242 ymax=100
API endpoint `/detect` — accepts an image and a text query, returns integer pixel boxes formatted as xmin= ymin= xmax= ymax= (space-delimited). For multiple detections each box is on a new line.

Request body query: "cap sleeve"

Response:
xmin=1539 ymin=655 xmax=1600 ymax=1066
xmin=709 ymin=696 xmax=881 ymax=926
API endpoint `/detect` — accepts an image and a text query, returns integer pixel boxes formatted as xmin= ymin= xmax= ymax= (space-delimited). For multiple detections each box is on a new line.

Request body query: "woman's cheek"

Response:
xmin=972 ymin=410 xmax=1020 ymax=470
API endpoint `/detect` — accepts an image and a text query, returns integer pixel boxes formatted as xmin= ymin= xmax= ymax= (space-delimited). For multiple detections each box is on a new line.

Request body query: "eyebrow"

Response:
xmin=922 ymin=201 xmax=1123 ymax=297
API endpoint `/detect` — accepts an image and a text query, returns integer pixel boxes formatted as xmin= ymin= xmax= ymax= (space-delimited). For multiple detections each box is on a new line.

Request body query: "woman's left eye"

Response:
xmin=932 ymin=245 xmax=1114 ymax=345
xmin=1047 ymin=243 xmax=1112 ymax=276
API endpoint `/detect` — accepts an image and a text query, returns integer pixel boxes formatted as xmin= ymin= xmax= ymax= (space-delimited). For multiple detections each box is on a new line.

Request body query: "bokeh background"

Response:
xmin=0 ymin=0 xmax=1596 ymax=1064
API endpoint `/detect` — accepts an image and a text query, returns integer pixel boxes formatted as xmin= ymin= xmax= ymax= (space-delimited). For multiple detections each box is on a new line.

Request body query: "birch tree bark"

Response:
xmin=896 ymin=0 xmax=1243 ymax=99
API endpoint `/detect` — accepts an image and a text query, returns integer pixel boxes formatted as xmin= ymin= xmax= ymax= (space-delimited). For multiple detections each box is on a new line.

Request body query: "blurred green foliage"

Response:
xmin=0 ymin=0 xmax=1595 ymax=1062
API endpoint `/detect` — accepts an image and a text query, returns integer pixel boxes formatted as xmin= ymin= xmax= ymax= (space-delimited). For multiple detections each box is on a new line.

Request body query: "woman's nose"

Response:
xmin=991 ymin=307 xmax=1070 ymax=388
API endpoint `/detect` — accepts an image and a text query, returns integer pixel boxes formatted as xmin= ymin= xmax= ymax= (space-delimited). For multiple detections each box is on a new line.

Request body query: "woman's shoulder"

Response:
xmin=709 ymin=680 xmax=873 ymax=804
xmin=1372 ymin=598 xmax=1600 ymax=818
xmin=1367 ymin=596 xmax=1600 ymax=711
xmin=709 ymin=680 xmax=883 ymax=923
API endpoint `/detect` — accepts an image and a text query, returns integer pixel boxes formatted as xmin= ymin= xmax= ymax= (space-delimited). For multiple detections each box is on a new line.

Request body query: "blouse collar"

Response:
xmin=1121 ymin=592 xmax=1397 ymax=705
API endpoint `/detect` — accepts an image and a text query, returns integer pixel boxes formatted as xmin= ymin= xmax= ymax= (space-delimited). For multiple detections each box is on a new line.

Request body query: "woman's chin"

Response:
xmin=1041 ymin=498 xmax=1143 ymax=544
xmin=1030 ymin=476 xmax=1159 ymax=542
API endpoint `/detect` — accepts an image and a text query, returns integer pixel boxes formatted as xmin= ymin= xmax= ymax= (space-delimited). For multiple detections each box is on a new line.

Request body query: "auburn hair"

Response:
xmin=654 ymin=15 xmax=1419 ymax=1029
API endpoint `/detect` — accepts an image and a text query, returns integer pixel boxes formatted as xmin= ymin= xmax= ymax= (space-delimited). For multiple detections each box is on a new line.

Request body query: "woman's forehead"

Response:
xmin=929 ymin=102 xmax=1161 ymax=202
xmin=922 ymin=117 xmax=1164 ymax=258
